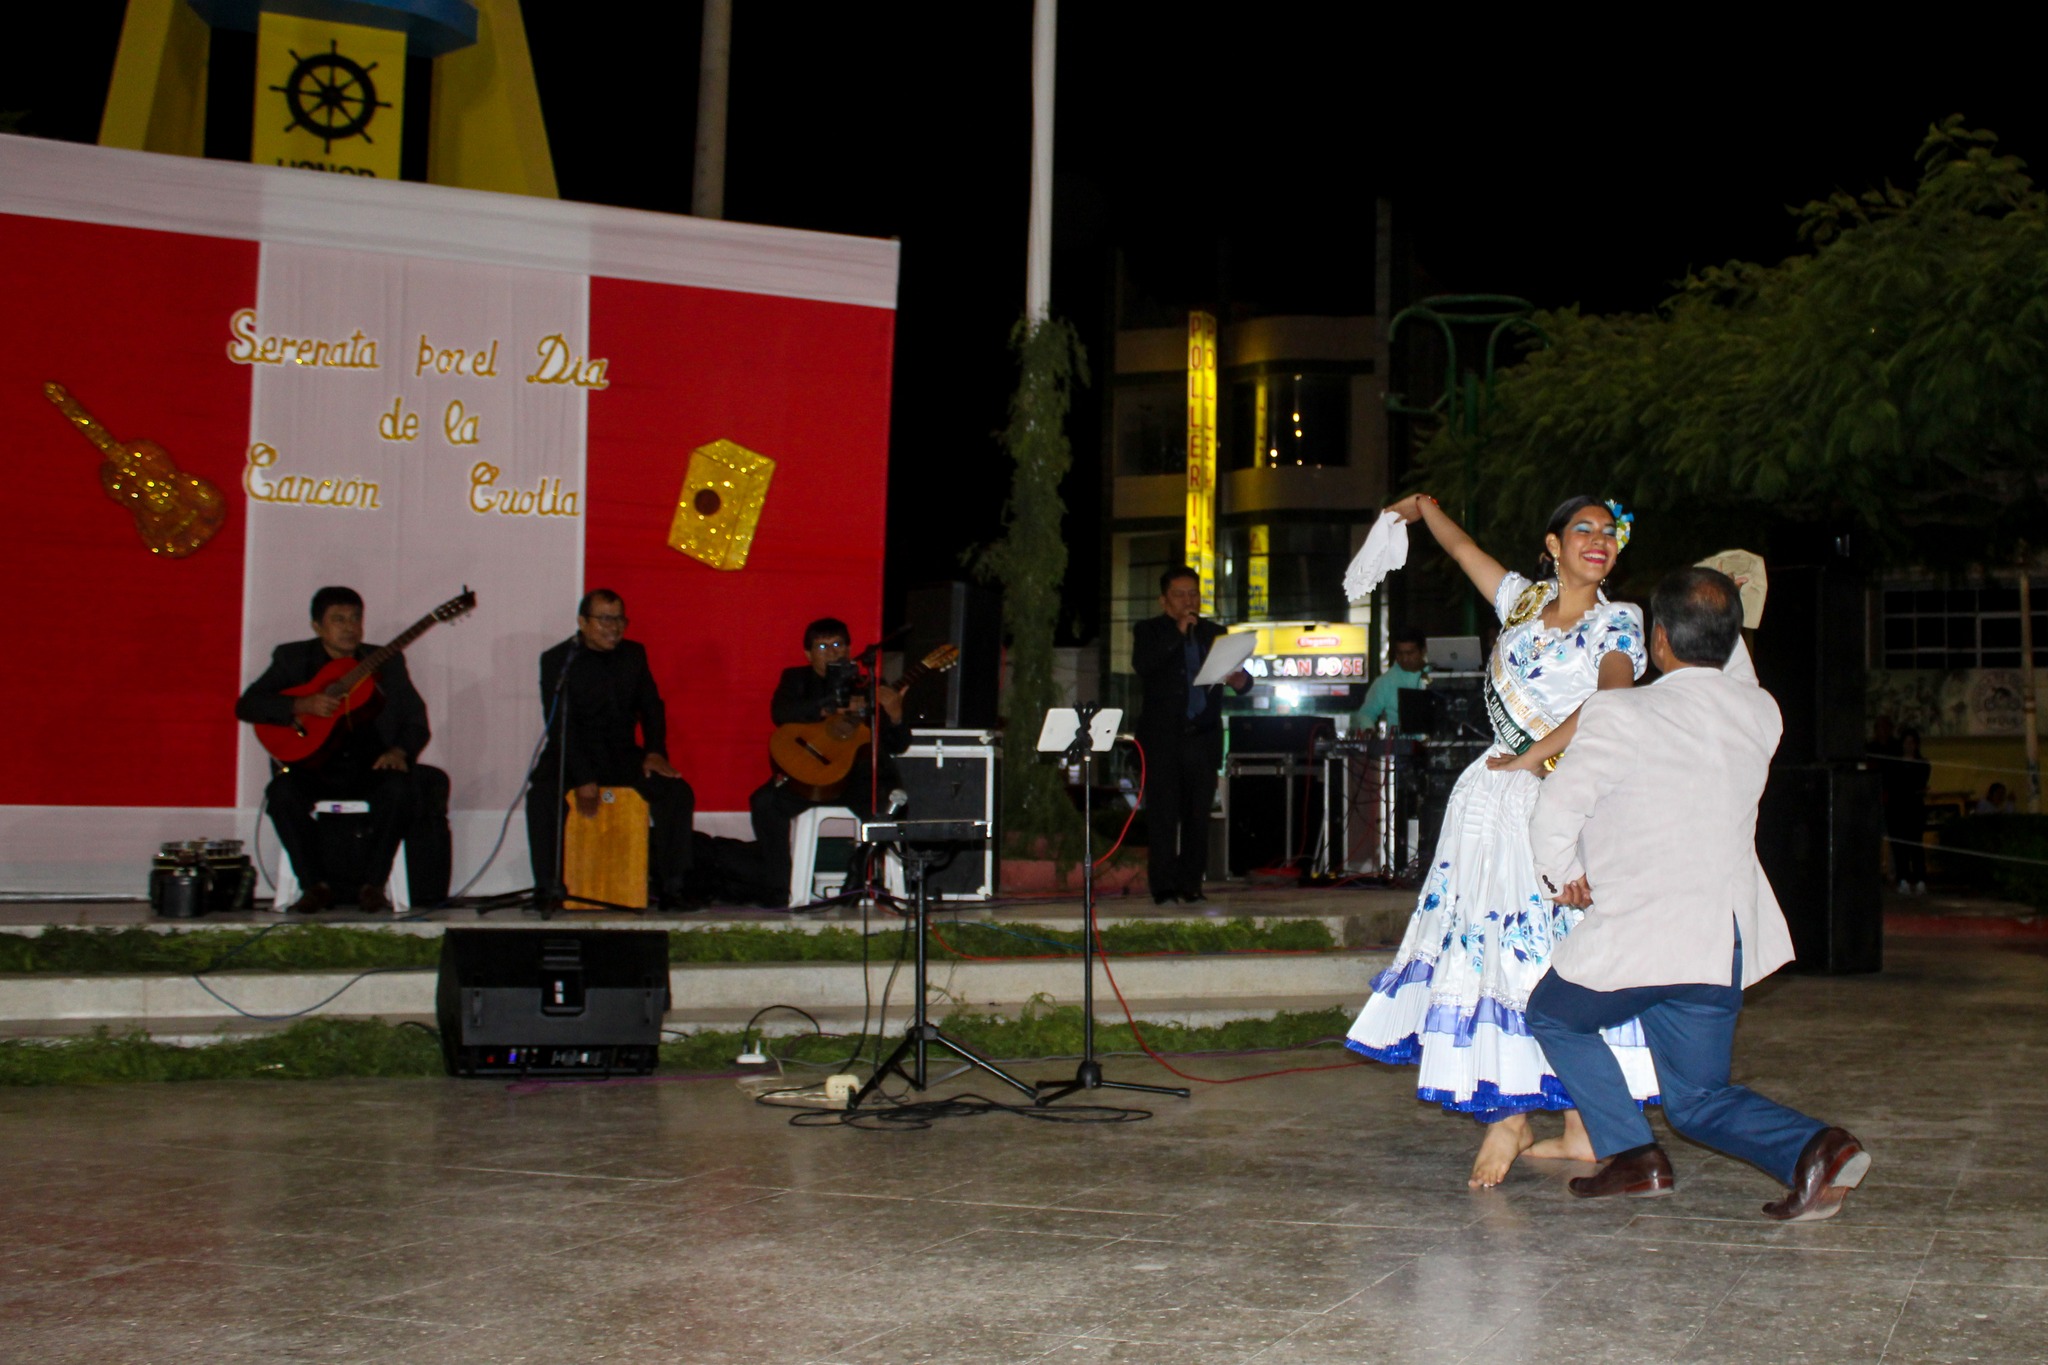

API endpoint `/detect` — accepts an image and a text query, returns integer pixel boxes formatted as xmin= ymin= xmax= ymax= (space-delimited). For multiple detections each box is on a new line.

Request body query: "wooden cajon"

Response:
xmin=563 ymin=787 xmax=650 ymax=909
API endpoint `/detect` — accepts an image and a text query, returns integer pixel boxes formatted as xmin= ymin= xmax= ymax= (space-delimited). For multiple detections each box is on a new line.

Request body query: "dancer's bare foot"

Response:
xmin=1470 ymin=1114 xmax=1534 ymax=1188
xmin=1526 ymin=1108 xmax=1598 ymax=1162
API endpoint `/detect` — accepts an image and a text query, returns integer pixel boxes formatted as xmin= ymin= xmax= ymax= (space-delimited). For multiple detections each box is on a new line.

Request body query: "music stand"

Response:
xmin=847 ymin=817 xmax=1037 ymax=1107
xmin=1034 ymin=705 xmax=1190 ymax=1104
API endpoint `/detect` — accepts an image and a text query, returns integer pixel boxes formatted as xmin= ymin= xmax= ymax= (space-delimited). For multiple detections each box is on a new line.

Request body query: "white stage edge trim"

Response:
xmin=0 ymin=135 xmax=899 ymax=310
xmin=0 ymin=806 xmax=754 ymax=899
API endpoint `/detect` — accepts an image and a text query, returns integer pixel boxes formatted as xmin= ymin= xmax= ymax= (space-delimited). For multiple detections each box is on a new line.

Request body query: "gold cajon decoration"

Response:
xmin=563 ymin=787 xmax=649 ymax=910
xmin=668 ymin=438 xmax=774 ymax=570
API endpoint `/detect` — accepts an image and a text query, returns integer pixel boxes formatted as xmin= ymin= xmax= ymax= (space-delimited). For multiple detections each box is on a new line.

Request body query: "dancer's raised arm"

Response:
xmin=1387 ymin=494 xmax=1509 ymax=607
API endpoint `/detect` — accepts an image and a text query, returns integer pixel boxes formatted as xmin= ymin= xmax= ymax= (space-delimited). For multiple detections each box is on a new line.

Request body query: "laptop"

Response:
xmin=1426 ymin=635 xmax=1483 ymax=672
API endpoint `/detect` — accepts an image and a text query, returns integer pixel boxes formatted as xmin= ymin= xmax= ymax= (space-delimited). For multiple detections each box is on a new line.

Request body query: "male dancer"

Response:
xmin=1525 ymin=568 xmax=1869 ymax=1220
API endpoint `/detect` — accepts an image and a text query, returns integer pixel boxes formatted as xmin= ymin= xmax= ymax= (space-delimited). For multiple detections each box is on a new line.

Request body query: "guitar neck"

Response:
xmin=43 ymin=383 xmax=123 ymax=458
xmin=336 ymin=611 xmax=439 ymax=692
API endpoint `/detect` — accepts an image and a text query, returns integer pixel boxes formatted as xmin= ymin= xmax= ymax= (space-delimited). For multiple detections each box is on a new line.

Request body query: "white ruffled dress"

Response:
xmin=1345 ymin=572 xmax=1662 ymax=1119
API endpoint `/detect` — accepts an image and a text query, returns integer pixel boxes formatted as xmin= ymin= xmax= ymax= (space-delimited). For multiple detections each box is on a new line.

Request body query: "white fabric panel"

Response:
xmin=0 ymin=135 xmax=899 ymax=311
xmin=0 ymin=807 xmax=251 ymax=896
xmin=235 ymin=242 xmax=589 ymax=896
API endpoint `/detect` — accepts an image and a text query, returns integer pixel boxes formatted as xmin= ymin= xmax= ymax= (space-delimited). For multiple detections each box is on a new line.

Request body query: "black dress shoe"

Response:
xmin=1181 ymin=888 xmax=1208 ymax=904
xmin=1568 ymin=1144 xmax=1676 ymax=1199
xmin=357 ymin=883 xmax=393 ymax=915
xmin=1151 ymin=890 xmax=1179 ymax=906
xmin=1762 ymin=1127 xmax=1870 ymax=1222
xmin=286 ymin=883 xmax=334 ymax=915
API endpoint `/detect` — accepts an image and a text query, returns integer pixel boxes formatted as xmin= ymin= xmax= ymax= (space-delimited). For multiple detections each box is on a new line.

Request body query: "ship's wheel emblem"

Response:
xmin=270 ymin=40 xmax=391 ymax=152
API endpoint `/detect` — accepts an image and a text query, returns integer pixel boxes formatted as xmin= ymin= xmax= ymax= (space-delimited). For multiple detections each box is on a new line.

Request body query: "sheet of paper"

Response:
xmin=1036 ymin=707 xmax=1125 ymax=754
xmin=1193 ymin=631 xmax=1257 ymax=686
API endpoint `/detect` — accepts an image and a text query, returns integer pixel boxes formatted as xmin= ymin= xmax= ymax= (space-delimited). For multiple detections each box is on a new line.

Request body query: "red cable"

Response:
xmin=1092 ymin=734 xmax=1145 ymax=868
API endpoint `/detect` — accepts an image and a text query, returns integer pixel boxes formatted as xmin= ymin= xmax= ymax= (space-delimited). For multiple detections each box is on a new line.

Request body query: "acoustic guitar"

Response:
xmin=768 ymin=645 xmax=959 ymax=801
xmin=43 ymin=382 xmax=226 ymax=558
xmin=254 ymin=589 xmax=478 ymax=765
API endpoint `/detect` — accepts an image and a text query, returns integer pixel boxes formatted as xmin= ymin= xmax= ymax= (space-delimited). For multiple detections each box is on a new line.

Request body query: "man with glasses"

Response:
xmin=749 ymin=616 xmax=907 ymax=907
xmin=526 ymin=589 xmax=696 ymax=911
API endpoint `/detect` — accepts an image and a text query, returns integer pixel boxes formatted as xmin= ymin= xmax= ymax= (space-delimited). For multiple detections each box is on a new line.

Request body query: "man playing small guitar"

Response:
xmin=750 ymin=617 xmax=910 ymax=907
xmin=236 ymin=586 xmax=444 ymax=913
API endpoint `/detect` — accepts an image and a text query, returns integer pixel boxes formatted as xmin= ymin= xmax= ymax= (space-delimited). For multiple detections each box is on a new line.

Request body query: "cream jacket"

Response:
xmin=1528 ymin=646 xmax=1795 ymax=991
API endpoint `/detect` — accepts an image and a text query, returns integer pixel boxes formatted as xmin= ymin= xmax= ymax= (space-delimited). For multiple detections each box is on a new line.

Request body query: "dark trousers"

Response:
xmin=1527 ymin=936 xmax=1826 ymax=1186
xmin=526 ymin=769 xmax=695 ymax=900
xmin=1140 ymin=725 xmax=1225 ymax=898
xmin=750 ymin=776 xmax=880 ymax=904
xmin=266 ymin=761 xmax=419 ymax=892
xmin=1888 ymin=806 xmax=1927 ymax=882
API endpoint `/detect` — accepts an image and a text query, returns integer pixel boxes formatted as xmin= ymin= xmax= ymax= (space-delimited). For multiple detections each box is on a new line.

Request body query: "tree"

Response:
xmin=976 ymin=317 xmax=1089 ymax=863
xmin=1424 ymin=117 xmax=2048 ymax=576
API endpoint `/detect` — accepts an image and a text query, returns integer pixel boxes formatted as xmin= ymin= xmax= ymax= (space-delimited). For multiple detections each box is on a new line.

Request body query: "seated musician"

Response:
xmin=750 ymin=617 xmax=910 ymax=907
xmin=526 ymin=590 xmax=697 ymax=912
xmin=235 ymin=586 xmax=439 ymax=914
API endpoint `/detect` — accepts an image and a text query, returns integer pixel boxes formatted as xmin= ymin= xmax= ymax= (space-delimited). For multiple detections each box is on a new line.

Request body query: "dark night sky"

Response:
xmin=11 ymin=5 xmax=2046 ymax=638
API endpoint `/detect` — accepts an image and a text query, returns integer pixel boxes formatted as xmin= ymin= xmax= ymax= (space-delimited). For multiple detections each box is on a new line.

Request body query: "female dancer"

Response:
xmin=1347 ymin=493 xmax=1660 ymax=1188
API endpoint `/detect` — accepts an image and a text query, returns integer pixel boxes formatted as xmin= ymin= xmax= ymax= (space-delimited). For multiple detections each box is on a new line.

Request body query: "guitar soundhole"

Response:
xmin=693 ymin=488 xmax=722 ymax=516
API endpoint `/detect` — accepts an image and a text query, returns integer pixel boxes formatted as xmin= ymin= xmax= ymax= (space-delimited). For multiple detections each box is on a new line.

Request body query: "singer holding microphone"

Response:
xmin=1132 ymin=565 xmax=1252 ymax=905
xmin=526 ymin=589 xmax=697 ymax=912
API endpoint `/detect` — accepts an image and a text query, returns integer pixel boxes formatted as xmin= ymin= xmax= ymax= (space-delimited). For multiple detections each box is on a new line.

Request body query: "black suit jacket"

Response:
xmin=1131 ymin=614 xmax=1240 ymax=737
xmin=536 ymin=636 xmax=668 ymax=788
xmin=235 ymin=639 xmax=431 ymax=762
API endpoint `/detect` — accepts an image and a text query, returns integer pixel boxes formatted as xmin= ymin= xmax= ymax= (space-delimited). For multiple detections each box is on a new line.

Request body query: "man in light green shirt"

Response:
xmin=1358 ymin=628 xmax=1428 ymax=731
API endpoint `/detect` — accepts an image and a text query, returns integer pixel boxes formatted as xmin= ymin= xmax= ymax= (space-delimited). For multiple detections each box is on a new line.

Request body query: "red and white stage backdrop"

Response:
xmin=0 ymin=136 xmax=898 ymax=896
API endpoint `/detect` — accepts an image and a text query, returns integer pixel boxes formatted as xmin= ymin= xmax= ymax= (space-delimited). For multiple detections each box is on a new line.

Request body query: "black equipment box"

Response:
xmin=435 ymin=929 xmax=670 ymax=1077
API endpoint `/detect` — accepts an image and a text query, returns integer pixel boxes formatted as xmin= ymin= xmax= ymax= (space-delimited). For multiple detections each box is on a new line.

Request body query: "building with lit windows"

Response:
xmin=1101 ymin=314 xmax=1390 ymax=722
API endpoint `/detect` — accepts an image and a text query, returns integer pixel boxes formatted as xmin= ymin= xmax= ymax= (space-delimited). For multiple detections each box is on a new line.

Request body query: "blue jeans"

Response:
xmin=1526 ymin=935 xmax=1826 ymax=1186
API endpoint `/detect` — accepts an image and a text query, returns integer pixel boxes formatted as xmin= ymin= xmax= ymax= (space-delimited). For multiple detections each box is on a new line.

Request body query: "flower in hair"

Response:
xmin=1604 ymin=500 xmax=1634 ymax=550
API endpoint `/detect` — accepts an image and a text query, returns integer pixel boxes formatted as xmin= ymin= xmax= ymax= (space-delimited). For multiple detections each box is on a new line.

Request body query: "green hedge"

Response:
xmin=0 ymin=917 xmax=1338 ymax=976
xmin=1938 ymin=814 xmax=2048 ymax=908
xmin=0 ymin=1005 xmax=1358 ymax=1086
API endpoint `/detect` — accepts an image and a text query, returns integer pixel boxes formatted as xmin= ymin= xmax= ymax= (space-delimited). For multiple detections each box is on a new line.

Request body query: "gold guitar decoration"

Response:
xmin=668 ymin=438 xmax=774 ymax=571
xmin=43 ymin=383 xmax=226 ymax=558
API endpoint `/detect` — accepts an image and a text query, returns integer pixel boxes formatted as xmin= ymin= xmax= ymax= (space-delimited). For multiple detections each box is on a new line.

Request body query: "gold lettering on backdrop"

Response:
xmin=443 ymin=400 xmax=480 ymax=445
xmin=244 ymin=443 xmax=381 ymax=510
xmin=226 ymin=309 xmax=380 ymax=369
xmin=415 ymin=335 xmax=500 ymax=378
xmin=525 ymin=334 xmax=610 ymax=389
xmin=378 ymin=396 xmax=420 ymax=441
xmin=468 ymin=462 xmax=579 ymax=517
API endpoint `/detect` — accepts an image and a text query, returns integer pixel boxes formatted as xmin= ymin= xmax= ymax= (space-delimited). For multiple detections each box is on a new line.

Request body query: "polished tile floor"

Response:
xmin=3 ymin=937 xmax=2044 ymax=1364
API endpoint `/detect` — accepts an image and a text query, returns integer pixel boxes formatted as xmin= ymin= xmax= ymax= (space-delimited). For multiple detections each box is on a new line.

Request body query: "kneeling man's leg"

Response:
xmin=1527 ymin=969 xmax=1656 ymax=1159
xmin=1635 ymin=991 xmax=1825 ymax=1188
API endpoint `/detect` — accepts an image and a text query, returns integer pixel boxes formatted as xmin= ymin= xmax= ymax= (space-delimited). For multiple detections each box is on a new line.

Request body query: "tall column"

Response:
xmin=693 ymin=0 xmax=733 ymax=219
xmin=1025 ymin=0 xmax=1057 ymax=320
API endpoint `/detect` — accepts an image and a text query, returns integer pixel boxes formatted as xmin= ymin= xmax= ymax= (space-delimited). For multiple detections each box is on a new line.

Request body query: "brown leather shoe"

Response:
xmin=357 ymin=883 xmax=394 ymax=915
xmin=285 ymin=882 xmax=334 ymax=915
xmin=1568 ymin=1145 xmax=1676 ymax=1199
xmin=1762 ymin=1127 xmax=1870 ymax=1222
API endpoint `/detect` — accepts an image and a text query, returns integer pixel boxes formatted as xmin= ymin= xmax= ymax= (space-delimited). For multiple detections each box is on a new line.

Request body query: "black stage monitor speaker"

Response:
xmin=905 ymin=581 xmax=1001 ymax=729
xmin=1756 ymin=765 xmax=1882 ymax=975
xmin=435 ymin=929 xmax=670 ymax=1076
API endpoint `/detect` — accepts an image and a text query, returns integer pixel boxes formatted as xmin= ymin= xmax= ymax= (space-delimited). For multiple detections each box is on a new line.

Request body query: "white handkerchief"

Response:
xmin=1342 ymin=510 xmax=1408 ymax=601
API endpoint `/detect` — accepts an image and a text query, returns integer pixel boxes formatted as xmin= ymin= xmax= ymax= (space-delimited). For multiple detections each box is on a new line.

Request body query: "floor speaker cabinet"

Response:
xmin=1756 ymin=764 xmax=1883 ymax=975
xmin=435 ymin=929 xmax=670 ymax=1077
xmin=1751 ymin=564 xmax=1866 ymax=765
xmin=898 ymin=732 xmax=999 ymax=899
xmin=1225 ymin=755 xmax=1321 ymax=876
xmin=905 ymin=581 xmax=1001 ymax=729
